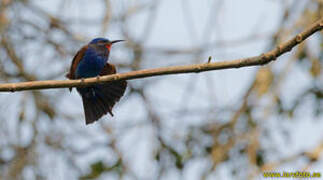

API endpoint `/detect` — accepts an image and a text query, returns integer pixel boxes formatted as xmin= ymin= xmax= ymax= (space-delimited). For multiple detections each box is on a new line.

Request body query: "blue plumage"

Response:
xmin=90 ymin=37 xmax=109 ymax=44
xmin=75 ymin=47 xmax=106 ymax=78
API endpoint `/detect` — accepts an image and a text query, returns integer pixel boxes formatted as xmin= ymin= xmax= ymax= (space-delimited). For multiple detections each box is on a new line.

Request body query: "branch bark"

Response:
xmin=1 ymin=18 xmax=322 ymax=92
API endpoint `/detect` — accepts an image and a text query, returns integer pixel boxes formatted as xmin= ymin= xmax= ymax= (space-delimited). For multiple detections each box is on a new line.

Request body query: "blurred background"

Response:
xmin=0 ymin=0 xmax=322 ymax=179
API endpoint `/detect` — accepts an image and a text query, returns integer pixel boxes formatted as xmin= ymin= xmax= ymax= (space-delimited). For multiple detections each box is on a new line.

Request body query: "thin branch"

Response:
xmin=0 ymin=18 xmax=322 ymax=92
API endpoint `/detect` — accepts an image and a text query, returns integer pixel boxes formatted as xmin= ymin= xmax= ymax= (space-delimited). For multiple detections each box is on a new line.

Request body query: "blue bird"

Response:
xmin=66 ymin=38 xmax=127 ymax=125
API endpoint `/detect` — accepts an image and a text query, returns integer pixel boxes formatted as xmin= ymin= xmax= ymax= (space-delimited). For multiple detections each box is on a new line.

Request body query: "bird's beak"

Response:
xmin=111 ymin=40 xmax=125 ymax=44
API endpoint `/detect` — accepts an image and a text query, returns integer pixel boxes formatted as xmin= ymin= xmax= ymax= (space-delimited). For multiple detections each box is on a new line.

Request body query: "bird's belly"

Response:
xmin=76 ymin=58 xmax=105 ymax=78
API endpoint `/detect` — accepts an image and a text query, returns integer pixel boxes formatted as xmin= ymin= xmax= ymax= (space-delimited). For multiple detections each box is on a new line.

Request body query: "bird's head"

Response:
xmin=89 ymin=38 xmax=124 ymax=51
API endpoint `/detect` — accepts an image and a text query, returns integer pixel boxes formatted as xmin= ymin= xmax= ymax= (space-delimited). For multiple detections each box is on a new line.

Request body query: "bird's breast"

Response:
xmin=75 ymin=49 xmax=107 ymax=78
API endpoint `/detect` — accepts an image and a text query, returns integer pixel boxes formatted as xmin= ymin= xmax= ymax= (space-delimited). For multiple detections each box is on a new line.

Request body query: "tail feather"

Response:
xmin=78 ymin=63 xmax=127 ymax=124
xmin=82 ymin=97 xmax=97 ymax=123
xmin=95 ymin=89 xmax=114 ymax=116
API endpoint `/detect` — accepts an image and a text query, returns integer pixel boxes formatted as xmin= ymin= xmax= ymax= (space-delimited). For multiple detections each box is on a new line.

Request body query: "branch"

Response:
xmin=1 ymin=18 xmax=322 ymax=92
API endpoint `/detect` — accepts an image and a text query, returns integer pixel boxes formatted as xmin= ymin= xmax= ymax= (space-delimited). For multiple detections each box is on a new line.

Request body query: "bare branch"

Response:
xmin=0 ymin=18 xmax=322 ymax=92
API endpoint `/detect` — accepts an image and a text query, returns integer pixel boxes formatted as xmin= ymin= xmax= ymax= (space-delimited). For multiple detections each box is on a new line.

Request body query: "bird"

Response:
xmin=66 ymin=38 xmax=127 ymax=125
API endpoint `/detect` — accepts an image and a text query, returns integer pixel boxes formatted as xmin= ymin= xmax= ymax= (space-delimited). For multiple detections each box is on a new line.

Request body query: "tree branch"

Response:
xmin=1 ymin=18 xmax=322 ymax=92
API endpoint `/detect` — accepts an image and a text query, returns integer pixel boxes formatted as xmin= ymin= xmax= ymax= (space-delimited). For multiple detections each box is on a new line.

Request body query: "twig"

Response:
xmin=0 ymin=18 xmax=322 ymax=92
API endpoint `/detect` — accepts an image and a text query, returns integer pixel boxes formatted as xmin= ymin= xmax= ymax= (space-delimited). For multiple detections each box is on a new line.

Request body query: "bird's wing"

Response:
xmin=99 ymin=63 xmax=117 ymax=75
xmin=66 ymin=45 xmax=88 ymax=80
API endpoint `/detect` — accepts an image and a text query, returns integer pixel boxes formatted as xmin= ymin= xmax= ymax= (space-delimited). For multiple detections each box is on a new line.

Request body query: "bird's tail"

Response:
xmin=78 ymin=63 xmax=127 ymax=124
